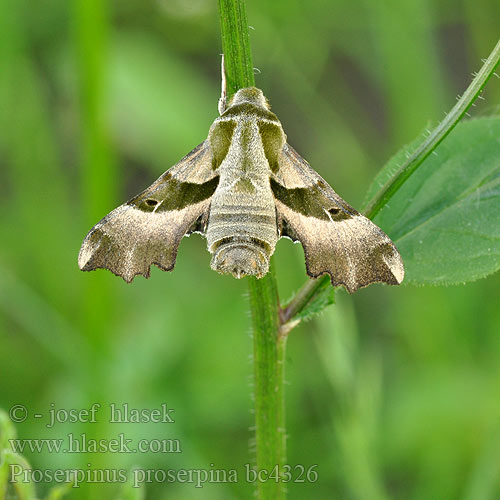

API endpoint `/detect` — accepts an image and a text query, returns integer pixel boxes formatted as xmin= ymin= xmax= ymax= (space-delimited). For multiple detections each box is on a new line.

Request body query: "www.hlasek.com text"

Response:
xmin=9 ymin=433 xmax=181 ymax=454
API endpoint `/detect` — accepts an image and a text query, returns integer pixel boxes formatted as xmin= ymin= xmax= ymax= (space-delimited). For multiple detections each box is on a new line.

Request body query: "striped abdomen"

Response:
xmin=206 ymin=183 xmax=278 ymax=279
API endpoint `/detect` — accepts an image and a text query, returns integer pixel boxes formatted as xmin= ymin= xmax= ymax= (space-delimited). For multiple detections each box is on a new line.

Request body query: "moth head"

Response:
xmin=229 ymin=87 xmax=270 ymax=110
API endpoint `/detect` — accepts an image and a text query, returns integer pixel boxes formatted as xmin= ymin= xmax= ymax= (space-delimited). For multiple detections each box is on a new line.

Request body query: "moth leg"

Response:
xmin=218 ymin=53 xmax=227 ymax=115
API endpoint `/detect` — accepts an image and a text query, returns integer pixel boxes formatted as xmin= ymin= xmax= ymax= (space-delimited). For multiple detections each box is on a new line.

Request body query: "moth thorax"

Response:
xmin=210 ymin=238 xmax=270 ymax=279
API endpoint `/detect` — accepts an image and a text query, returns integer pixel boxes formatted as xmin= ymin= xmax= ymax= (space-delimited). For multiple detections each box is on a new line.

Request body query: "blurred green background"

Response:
xmin=1 ymin=0 xmax=500 ymax=498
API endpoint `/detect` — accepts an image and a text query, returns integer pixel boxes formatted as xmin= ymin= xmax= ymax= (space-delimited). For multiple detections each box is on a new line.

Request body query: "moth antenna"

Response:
xmin=218 ymin=53 xmax=227 ymax=115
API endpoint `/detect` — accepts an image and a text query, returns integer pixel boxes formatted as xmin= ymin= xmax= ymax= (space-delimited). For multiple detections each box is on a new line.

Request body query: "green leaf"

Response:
xmin=297 ymin=282 xmax=335 ymax=322
xmin=367 ymin=117 xmax=500 ymax=286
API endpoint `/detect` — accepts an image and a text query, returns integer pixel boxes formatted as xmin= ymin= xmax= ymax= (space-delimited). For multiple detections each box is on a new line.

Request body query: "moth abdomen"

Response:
xmin=209 ymin=236 xmax=271 ymax=279
xmin=206 ymin=200 xmax=279 ymax=279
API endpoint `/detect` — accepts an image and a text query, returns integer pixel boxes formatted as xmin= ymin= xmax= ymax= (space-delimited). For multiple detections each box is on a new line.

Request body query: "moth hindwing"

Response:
xmin=79 ymin=86 xmax=404 ymax=292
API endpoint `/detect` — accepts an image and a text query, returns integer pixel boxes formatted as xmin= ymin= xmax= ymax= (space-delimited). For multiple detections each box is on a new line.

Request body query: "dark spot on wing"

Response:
xmin=130 ymin=176 xmax=219 ymax=213
xmin=326 ymin=206 xmax=351 ymax=221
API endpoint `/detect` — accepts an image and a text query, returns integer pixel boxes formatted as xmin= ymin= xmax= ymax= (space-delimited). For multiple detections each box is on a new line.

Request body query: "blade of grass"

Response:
xmin=74 ymin=0 xmax=116 ymax=347
xmin=74 ymin=0 xmax=117 ymax=223
xmin=73 ymin=1 xmax=117 ymax=498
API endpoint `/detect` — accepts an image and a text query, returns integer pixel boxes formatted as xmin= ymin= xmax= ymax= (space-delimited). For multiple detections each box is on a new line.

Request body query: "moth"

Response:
xmin=78 ymin=86 xmax=404 ymax=293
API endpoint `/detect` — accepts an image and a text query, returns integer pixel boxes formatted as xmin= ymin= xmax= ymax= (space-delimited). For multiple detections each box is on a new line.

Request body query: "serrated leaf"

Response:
xmin=366 ymin=117 xmax=500 ymax=285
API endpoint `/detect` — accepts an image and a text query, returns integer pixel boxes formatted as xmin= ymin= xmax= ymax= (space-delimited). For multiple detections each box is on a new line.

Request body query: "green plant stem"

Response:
xmin=364 ymin=37 xmax=500 ymax=220
xmin=218 ymin=1 xmax=286 ymax=498
xmin=282 ymin=275 xmax=330 ymax=324
xmin=285 ymin=38 xmax=500 ymax=325
xmin=249 ymin=268 xmax=286 ymax=499
xmin=218 ymin=0 xmax=254 ymax=96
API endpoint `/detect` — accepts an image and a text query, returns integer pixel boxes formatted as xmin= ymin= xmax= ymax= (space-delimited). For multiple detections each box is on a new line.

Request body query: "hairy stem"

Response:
xmin=249 ymin=268 xmax=286 ymax=499
xmin=218 ymin=0 xmax=254 ymax=96
xmin=218 ymin=1 xmax=286 ymax=498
